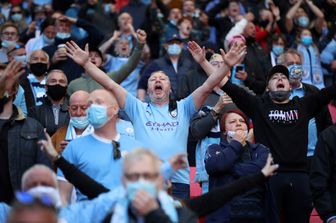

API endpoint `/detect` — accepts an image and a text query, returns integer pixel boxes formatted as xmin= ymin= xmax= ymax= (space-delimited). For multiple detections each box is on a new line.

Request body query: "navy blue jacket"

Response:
xmin=137 ymin=53 xmax=194 ymax=97
xmin=205 ymin=139 xmax=269 ymax=223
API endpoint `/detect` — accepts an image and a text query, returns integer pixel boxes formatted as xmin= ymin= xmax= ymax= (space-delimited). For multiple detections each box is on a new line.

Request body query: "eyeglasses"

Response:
xmin=2 ymin=31 xmax=18 ymax=37
xmin=15 ymin=191 xmax=55 ymax=207
xmin=210 ymin=61 xmax=225 ymax=66
xmin=11 ymin=11 xmax=22 ymax=14
xmin=112 ymin=140 xmax=121 ymax=160
xmin=124 ymin=172 xmax=160 ymax=181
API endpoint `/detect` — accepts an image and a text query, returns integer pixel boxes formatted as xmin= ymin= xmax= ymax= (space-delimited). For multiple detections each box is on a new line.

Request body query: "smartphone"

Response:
xmin=235 ymin=64 xmax=245 ymax=72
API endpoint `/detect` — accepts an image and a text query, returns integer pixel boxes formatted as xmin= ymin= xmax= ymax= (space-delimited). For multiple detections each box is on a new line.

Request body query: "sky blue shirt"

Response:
xmin=103 ymin=55 xmax=144 ymax=97
xmin=117 ymin=119 xmax=135 ymax=138
xmin=290 ymin=86 xmax=317 ymax=157
xmin=57 ymin=133 xmax=143 ymax=201
xmin=0 ymin=203 xmax=10 ymax=223
xmin=124 ymin=93 xmax=196 ymax=184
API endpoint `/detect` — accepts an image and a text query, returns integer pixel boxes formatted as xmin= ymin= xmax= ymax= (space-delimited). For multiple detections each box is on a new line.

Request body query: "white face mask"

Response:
xmin=27 ymin=186 xmax=62 ymax=208
xmin=56 ymin=32 xmax=71 ymax=39
xmin=227 ymin=130 xmax=248 ymax=139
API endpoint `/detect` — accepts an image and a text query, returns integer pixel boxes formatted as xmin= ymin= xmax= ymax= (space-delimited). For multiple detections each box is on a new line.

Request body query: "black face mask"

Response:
xmin=259 ymin=19 xmax=269 ymax=28
xmin=30 ymin=63 xmax=48 ymax=77
xmin=269 ymin=90 xmax=290 ymax=102
xmin=245 ymin=36 xmax=256 ymax=45
xmin=47 ymin=84 xmax=67 ymax=101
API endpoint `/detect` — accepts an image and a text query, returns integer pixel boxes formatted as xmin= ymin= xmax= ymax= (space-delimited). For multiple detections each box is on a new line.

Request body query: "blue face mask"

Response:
xmin=1 ymin=40 xmax=16 ymax=48
xmin=272 ymin=45 xmax=284 ymax=56
xmin=297 ymin=16 xmax=309 ymax=28
xmin=87 ymin=104 xmax=109 ymax=128
xmin=288 ymin=64 xmax=304 ymax=80
xmin=322 ymin=27 xmax=329 ymax=37
xmin=11 ymin=13 xmax=23 ymax=22
xmin=167 ymin=43 xmax=182 ymax=56
xmin=126 ymin=180 xmax=157 ymax=201
xmin=56 ymin=32 xmax=71 ymax=40
xmin=42 ymin=34 xmax=54 ymax=44
xmin=141 ymin=0 xmax=151 ymax=5
xmin=15 ymin=55 xmax=26 ymax=66
xmin=70 ymin=116 xmax=89 ymax=129
xmin=301 ymin=36 xmax=313 ymax=46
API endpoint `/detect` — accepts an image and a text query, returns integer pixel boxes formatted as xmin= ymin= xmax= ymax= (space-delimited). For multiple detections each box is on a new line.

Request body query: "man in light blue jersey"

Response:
xmin=57 ymin=89 xmax=143 ymax=204
xmin=66 ymin=38 xmax=246 ymax=199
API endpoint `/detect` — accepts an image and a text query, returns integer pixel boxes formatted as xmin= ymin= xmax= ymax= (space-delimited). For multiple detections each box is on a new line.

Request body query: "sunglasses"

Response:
xmin=15 ymin=191 xmax=55 ymax=207
xmin=112 ymin=140 xmax=121 ymax=160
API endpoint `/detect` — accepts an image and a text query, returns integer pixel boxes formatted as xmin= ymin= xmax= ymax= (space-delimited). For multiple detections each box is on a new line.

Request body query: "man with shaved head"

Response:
xmin=51 ymin=90 xmax=91 ymax=153
xmin=57 ymin=89 xmax=143 ymax=204
xmin=20 ymin=49 xmax=50 ymax=111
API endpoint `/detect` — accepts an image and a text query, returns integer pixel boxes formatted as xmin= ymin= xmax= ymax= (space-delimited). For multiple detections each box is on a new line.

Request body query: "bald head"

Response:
xmin=21 ymin=165 xmax=57 ymax=191
xmin=69 ymin=90 xmax=89 ymax=117
xmin=69 ymin=90 xmax=89 ymax=105
xmin=89 ymin=89 xmax=118 ymax=108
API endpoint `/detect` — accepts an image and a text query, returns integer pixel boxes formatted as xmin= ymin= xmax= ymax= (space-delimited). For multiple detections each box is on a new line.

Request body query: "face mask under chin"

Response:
xmin=269 ymin=90 xmax=291 ymax=102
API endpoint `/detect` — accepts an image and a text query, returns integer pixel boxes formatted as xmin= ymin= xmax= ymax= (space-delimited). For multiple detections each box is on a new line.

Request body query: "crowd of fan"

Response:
xmin=0 ymin=0 xmax=336 ymax=222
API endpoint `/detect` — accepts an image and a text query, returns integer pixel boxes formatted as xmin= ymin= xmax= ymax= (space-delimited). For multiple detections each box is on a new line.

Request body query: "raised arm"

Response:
xmin=0 ymin=60 xmax=24 ymax=97
xmin=190 ymin=41 xmax=246 ymax=110
xmin=109 ymin=32 xmax=146 ymax=84
xmin=65 ymin=30 xmax=148 ymax=109
xmin=99 ymin=31 xmax=120 ymax=55
xmin=305 ymin=0 xmax=324 ymax=19
xmin=188 ymin=41 xmax=215 ymax=76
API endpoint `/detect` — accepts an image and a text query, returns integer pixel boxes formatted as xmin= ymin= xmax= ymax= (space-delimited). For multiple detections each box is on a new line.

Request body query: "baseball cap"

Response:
xmin=166 ymin=34 xmax=182 ymax=43
xmin=267 ymin=65 xmax=289 ymax=82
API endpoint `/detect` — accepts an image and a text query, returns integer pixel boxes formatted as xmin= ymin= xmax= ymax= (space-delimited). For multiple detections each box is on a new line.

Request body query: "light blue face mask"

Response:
xmin=42 ymin=34 xmax=54 ymax=44
xmin=70 ymin=116 xmax=89 ymax=129
xmin=301 ymin=36 xmax=313 ymax=46
xmin=321 ymin=27 xmax=329 ymax=37
xmin=1 ymin=40 xmax=16 ymax=48
xmin=167 ymin=43 xmax=182 ymax=56
xmin=297 ymin=16 xmax=309 ymax=28
xmin=272 ymin=45 xmax=284 ymax=56
xmin=87 ymin=104 xmax=109 ymax=128
xmin=11 ymin=13 xmax=23 ymax=22
xmin=56 ymin=32 xmax=71 ymax=39
xmin=126 ymin=180 xmax=157 ymax=201
xmin=15 ymin=55 xmax=27 ymax=66
xmin=140 ymin=0 xmax=151 ymax=5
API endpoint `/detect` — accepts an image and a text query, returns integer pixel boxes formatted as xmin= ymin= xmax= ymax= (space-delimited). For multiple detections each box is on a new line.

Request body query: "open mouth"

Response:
xmin=154 ymin=85 xmax=163 ymax=91
xmin=276 ymin=83 xmax=285 ymax=89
